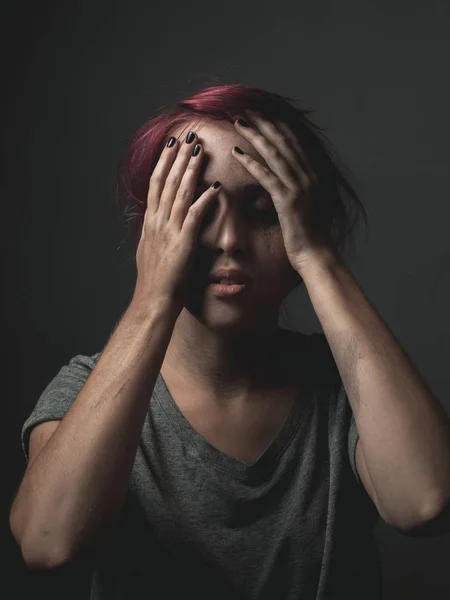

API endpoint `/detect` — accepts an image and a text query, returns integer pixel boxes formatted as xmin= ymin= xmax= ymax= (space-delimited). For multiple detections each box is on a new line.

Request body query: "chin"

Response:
xmin=184 ymin=283 xmax=237 ymax=313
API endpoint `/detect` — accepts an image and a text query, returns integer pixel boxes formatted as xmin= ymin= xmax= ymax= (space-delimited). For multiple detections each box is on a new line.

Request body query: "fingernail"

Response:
xmin=167 ymin=136 xmax=176 ymax=147
xmin=234 ymin=146 xmax=245 ymax=154
xmin=237 ymin=118 xmax=249 ymax=127
xmin=186 ymin=131 xmax=195 ymax=144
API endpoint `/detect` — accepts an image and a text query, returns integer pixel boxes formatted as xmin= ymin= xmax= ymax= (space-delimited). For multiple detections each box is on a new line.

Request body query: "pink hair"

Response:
xmin=115 ymin=83 xmax=368 ymax=261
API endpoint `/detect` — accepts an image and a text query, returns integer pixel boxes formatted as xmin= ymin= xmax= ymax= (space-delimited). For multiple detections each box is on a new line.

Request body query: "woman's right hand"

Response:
xmin=132 ymin=130 xmax=222 ymax=317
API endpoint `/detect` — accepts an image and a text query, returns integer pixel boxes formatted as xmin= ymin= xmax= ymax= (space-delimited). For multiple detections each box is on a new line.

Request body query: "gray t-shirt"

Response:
xmin=21 ymin=333 xmax=382 ymax=599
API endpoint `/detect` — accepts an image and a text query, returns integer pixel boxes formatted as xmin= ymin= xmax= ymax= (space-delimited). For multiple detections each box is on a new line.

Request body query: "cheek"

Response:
xmin=260 ymin=229 xmax=289 ymax=262
xmin=260 ymin=230 xmax=302 ymax=289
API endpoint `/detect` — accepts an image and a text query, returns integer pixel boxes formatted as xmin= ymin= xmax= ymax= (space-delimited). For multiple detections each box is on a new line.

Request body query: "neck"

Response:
xmin=161 ymin=311 xmax=302 ymax=401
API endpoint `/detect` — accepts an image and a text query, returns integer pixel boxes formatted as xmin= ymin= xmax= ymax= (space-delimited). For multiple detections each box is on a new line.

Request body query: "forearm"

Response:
xmin=299 ymin=249 xmax=450 ymax=527
xmin=12 ymin=296 xmax=178 ymax=569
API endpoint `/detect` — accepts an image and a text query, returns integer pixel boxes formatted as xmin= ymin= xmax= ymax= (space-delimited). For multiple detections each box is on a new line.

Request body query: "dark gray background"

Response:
xmin=3 ymin=0 xmax=450 ymax=598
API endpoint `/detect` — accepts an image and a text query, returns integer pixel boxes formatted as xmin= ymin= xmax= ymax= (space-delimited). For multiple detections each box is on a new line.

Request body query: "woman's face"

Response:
xmin=171 ymin=117 xmax=303 ymax=334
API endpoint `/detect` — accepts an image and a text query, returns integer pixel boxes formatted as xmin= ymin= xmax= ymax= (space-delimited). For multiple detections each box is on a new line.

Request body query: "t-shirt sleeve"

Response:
xmin=21 ymin=352 xmax=102 ymax=464
xmin=348 ymin=409 xmax=362 ymax=486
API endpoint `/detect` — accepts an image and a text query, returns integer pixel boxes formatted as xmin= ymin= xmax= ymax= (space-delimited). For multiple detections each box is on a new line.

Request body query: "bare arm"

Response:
xmin=298 ymin=248 xmax=450 ymax=531
xmin=10 ymin=126 xmax=221 ymax=569
xmin=10 ymin=297 xmax=178 ymax=570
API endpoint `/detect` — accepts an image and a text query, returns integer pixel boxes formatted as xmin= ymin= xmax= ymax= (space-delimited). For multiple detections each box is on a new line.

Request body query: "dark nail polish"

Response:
xmin=238 ymin=118 xmax=249 ymax=127
xmin=192 ymin=144 xmax=201 ymax=157
xmin=186 ymin=131 xmax=195 ymax=144
xmin=234 ymin=146 xmax=244 ymax=154
xmin=167 ymin=136 xmax=176 ymax=147
xmin=211 ymin=181 xmax=221 ymax=189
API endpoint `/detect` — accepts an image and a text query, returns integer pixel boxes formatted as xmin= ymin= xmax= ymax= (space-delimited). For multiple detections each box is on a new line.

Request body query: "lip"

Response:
xmin=207 ymin=282 xmax=249 ymax=297
xmin=208 ymin=268 xmax=252 ymax=284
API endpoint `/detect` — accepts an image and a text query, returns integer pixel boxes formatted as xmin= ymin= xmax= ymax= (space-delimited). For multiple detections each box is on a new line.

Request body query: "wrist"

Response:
xmin=127 ymin=294 xmax=181 ymax=324
xmin=295 ymin=246 xmax=343 ymax=279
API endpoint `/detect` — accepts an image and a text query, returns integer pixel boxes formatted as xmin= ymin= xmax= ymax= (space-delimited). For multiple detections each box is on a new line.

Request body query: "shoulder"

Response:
xmin=66 ymin=351 xmax=102 ymax=370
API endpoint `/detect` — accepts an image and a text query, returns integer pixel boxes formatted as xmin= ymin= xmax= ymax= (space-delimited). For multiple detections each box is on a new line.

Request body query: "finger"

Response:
xmin=246 ymin=111 xmax=316 ymax=190
xmin=171 ymin=142 xmax=205 ymax=226
xmin=184 ymin=181 xmax=222 ymax=236
xmin=235 ymin=115 xmax=300 ymax=189
xmin=147 ymin=136 xmax=180 ymax=214
xmin=231 ymin=146 xmax=286 ymax=200
xmin=159 ymin=130 xmax=198 ymax=218
xmin=245 ymin=110 xmax=316 ymax=180
xmin=273 ymin=117 xmax=315 ymax=175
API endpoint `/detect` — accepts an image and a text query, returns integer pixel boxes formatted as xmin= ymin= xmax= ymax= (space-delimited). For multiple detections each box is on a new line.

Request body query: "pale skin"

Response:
xmin=160 ymin=111 xmax=450 ymax=530
xmin=160 ymin=117 xmax=307 ymax=410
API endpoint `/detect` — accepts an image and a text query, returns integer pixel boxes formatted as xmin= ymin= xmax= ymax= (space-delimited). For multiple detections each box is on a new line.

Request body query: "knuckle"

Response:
xmin=149 ymin=172 xmax=162 ymax=185
xmin=184 ymin=209 xmax=197 ymax=225
xmin=189 ymin=195 xmax=204 ymax=211
xmin=142 ymin=218 xmax=154 ymax=233
xmin=143 ymin=206 xmax=157 ymax=222
xmin=165 ymin=175 xmax=179 ymax=189
xmin=186 ymin=159 xmax=198 ymax=171
xmin=177 ymin=187 xmax=191 ymax=201
xmin=268 ymin=146 xmax=281 ymax=160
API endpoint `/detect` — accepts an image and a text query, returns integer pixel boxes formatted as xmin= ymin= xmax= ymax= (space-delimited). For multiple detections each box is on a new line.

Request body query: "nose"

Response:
xmin=199 ymin=203 xmax=250 ymax=255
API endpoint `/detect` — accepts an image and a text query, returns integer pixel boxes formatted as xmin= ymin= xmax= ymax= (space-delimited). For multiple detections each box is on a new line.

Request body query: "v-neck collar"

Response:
xmin=152 ymin=334 xmax=319 ymax=482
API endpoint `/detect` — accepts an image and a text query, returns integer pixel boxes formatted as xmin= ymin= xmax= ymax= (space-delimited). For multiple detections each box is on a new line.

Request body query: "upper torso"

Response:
xmin=21 ymin=332 xmax=383 ymax=600
xmin=159 ymin=330 xmax=310 ymax=465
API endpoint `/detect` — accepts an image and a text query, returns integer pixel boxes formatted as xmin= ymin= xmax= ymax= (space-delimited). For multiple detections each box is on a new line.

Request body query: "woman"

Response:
xmin=13 ymin=83 xmax=383 ymax=599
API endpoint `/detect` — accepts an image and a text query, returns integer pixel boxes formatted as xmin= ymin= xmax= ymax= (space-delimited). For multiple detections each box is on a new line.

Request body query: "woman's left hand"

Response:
xmin=231 ymin=109 xmax=338 ymax=273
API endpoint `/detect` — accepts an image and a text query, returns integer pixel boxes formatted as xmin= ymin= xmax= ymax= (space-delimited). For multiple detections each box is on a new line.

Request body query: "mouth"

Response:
xmin=210 ymin=277 xmax=247 ymax=285
xmin=207 ymin=281 xmax=249 ymax=297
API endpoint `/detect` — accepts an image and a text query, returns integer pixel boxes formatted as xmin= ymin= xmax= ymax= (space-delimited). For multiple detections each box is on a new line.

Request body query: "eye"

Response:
xmin=248 ymin=195 xmax=277 ymax=214
xmin=255 ymin=207 xmax=279 ymax=224
xmin=253 ymin=200 xmax=273 ymax=212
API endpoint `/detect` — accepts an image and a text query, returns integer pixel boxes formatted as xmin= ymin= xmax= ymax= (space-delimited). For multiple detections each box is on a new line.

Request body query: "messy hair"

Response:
xmin=115 ymin=83 xmax=368 ymax=268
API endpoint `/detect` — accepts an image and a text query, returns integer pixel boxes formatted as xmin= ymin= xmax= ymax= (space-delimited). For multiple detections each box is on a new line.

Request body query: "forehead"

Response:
xmin=171 ymin=118 xmax=270 ymax=193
